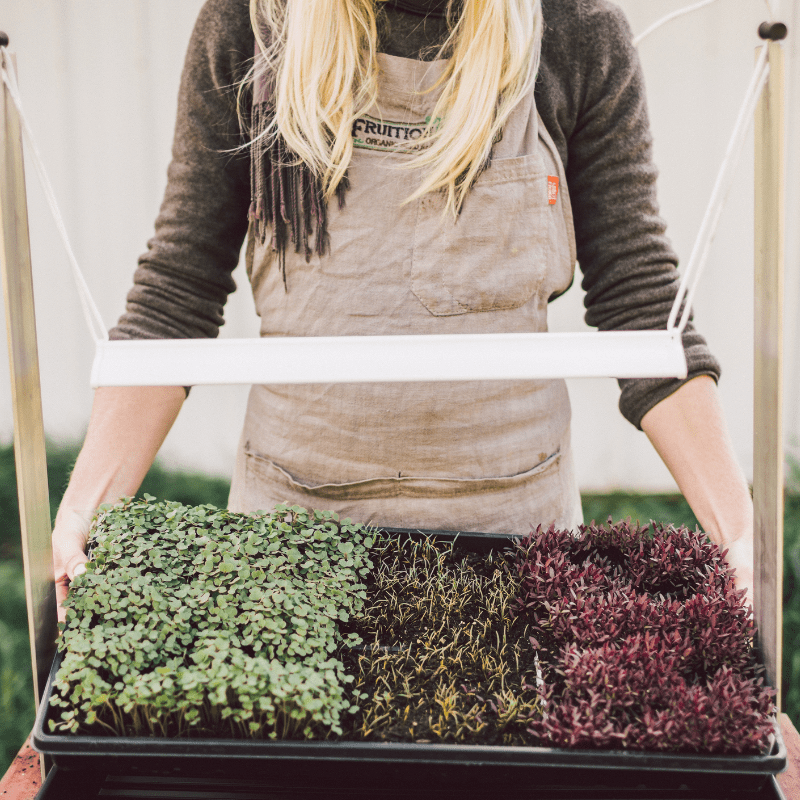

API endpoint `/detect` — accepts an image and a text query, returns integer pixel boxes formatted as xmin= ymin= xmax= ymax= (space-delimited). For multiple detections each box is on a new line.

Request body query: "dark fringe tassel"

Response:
xmin=248 ymin=101 xmax=347 ymax=290
xmin=309 ymin=173 xmax=326 ymax=257
xmin=301 ymin=168 xmax=313 ymax=260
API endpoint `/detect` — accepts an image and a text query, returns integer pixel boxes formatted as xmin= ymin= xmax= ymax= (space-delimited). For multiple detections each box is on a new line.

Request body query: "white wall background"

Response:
xmin=1 ymin=0 xmax=798 ymax=492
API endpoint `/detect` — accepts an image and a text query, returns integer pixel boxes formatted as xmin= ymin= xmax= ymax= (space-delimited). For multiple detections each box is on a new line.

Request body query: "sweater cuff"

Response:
xmin=617 ymin=328 xmax=721 ymax=429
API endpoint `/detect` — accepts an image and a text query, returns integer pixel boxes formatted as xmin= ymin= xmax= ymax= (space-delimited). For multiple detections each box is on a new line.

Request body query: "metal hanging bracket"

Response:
xmin=758 ymin=21 xmax=788 ymax=41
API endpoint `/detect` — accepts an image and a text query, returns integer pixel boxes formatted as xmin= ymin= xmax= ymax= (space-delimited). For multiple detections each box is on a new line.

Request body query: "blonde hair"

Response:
xmin=245 ymin=0 xmax=542 ymax=216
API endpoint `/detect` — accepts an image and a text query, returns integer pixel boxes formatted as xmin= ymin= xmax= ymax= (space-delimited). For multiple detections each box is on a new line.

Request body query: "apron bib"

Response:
xmin=228 ymin=54 xmax=582 ymax=534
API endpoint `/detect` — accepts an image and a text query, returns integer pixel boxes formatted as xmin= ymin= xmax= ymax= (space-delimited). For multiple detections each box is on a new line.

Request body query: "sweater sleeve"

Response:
xmin=109 ymin=0 xmax=254 ymax=342
xmin=565 ymin=0 xmax=720 ymax=429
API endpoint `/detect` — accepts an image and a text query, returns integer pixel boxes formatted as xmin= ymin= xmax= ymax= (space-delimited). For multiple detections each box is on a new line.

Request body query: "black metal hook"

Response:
xmin=759 ymin=21 xmax=788 ymax=41
xmin=0 ymin=32 xmax=9 ymax=48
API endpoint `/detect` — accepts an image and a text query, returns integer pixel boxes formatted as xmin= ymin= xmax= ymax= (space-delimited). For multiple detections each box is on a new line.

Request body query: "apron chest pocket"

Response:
xmin=410 ymin=152 xmax=553 ymax=316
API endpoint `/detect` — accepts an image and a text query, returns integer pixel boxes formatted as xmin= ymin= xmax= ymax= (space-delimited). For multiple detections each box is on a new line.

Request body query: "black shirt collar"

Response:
xmin=387 ymin=0 xmax=450 ymax=18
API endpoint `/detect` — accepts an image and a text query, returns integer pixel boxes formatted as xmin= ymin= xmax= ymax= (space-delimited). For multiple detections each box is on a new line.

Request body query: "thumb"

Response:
xmin=66 ymin=557 xmax=88 ymax=581
xmin=55 ymin=554 xmax=89 ymax=625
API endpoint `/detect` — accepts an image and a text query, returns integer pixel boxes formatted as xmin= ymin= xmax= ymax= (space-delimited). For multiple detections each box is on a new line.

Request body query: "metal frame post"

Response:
xmin=753 ymin=27 xmax=786 ymax=706
xmin=0 ymin=37 xmax=58 ymax=733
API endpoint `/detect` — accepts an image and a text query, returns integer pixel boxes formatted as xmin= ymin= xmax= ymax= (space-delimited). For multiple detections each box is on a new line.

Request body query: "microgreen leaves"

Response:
xmin=51 ymin=498 xmax=374 ymax=739
xmin=50 ymin=511 xmax=774 ymax=754
xmin=515 ymin=520 xmax=775 ymax=753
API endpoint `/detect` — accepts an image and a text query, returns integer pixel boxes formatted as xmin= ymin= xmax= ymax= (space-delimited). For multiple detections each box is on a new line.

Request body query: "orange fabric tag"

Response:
xmin=548 ymin=175 xmax=559 ymax=205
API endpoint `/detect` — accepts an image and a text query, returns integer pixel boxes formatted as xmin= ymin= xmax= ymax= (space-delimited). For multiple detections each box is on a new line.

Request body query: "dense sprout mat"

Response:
xmin=49 ymin=499 xmax=775 ymax=755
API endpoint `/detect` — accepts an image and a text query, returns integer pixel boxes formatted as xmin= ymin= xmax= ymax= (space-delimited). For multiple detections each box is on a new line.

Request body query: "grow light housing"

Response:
xmin=89 ymin=330 xmax=688 ymax=387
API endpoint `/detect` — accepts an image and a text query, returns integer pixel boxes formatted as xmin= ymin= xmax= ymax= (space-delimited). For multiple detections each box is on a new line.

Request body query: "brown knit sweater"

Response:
xmin=109 ymin=0 xmax=720 ymax=429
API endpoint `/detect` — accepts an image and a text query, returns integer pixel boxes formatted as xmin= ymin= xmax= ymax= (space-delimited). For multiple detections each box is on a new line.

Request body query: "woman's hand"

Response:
xmin=52 ymin=385 xmax=186 ymax=625
xmin=52 ymin=510 xmax=91 ymax=625
xmin=641 ymin=375 xmax=754 ymax=610
xmin=720 ymin=533 xmax=754 ymax=610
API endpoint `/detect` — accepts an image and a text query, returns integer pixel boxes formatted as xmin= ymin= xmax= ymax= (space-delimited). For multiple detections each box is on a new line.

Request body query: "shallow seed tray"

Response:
xmin=32 ymin=529 xmax=787 ymax=795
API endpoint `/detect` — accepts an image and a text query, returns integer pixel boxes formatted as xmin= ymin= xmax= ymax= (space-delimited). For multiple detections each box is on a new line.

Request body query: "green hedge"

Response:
xmin=0 ymin=442 xmax=797 ymax=775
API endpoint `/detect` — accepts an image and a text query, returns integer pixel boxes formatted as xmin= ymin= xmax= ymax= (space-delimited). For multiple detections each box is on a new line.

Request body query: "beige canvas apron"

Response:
xmin=228 ymin=53 xmax=582 ymax=534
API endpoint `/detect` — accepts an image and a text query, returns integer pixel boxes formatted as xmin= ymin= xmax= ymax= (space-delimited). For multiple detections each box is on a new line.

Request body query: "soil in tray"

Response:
xmin=49 ymin=500 xmax=776 ymax=754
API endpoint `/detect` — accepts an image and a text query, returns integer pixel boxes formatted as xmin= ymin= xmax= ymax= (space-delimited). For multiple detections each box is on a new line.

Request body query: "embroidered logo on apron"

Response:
xmin=351 ymin=114 xmax=439 ymax=153
xmin=351 ymin=114 xmax=503 ymax=153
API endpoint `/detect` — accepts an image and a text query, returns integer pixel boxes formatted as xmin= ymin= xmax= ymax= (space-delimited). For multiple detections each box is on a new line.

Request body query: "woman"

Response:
xmin=52 ymin=0 xmax=754 ymax=618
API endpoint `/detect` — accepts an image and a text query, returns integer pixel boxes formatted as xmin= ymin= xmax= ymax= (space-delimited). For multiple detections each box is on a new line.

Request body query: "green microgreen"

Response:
xmin=51 ymin=497 xmax=373 ymax=739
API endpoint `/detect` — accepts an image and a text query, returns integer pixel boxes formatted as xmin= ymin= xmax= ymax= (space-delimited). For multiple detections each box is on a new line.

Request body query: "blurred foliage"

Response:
xmin=582 ymin=492 xmax=699 ymax=532
xmin=0 ymin=562 xmax=33 ymax=778
xmin=0 ymin=442 xmax=797 ymax=775
xmin=782 ymin=463 xmax=800 ymax=740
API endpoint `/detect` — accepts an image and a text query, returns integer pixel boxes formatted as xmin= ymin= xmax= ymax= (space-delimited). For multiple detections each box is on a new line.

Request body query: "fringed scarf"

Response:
xmin=248 ymin=112 xmax=349 ymax=288
xmin=247 ymin=61 xmax=350 ymax=287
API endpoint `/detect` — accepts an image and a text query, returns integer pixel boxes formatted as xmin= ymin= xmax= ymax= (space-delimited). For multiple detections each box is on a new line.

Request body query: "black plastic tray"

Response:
xmin=33 ymin=767 xmax=792 ymax=800
xmin=32 ymin=528 xmax=787 ymax=794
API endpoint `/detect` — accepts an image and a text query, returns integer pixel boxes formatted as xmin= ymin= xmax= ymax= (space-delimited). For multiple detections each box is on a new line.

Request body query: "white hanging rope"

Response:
xmin=1 ymin=46 xmax=108 ymax=343
xmin=674 ymin=51 xmax=770 ymax=331
xmin=633 ymin=0 xmax=719 ymax=47
xmin=763 ymin=0 xmax=778 ymax=20
xmin=667 ymin=43 xmax=770 ymax=332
